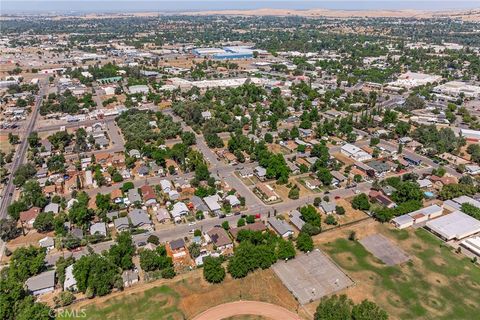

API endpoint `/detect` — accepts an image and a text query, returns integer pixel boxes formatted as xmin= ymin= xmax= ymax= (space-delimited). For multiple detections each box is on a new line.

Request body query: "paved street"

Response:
xmin=0 ymin=79 xmax=48 ymax=220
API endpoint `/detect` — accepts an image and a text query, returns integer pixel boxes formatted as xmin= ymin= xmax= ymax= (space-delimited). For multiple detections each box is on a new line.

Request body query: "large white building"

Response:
xmin=388 ymin=72 xmax=442 ymax=89
xmin=426 ymin=211 xmax=480 ymax=241
xmin=433 ymin=81 xmax=480 ymax=99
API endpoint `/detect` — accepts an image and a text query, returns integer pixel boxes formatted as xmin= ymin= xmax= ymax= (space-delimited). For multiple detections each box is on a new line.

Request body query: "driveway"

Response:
xmin=192 ymin=301 xmax=301 ymax=320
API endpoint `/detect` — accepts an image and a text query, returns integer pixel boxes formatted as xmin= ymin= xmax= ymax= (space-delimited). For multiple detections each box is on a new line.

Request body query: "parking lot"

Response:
xmin=359 ymin=234 xmax=410 ymax=266
xmin=272 ymin=249 xmax=354 ymax=305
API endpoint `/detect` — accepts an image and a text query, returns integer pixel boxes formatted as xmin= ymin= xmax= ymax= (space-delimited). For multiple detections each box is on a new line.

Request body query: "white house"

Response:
xmin=341 ymin=143 xmax=372 ymax=162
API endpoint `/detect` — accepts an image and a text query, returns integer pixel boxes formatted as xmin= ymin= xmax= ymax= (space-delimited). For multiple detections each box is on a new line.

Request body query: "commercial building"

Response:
xmin=433 ymin=81 xmax=480 ymax=99
xmin=425 ymin=211 xmax=480 ymax=241
xmin=460 ymin=236 xmax=480 ymax=256
xmin=392 ymin=204 xmax=443 ymax=229
xmin=388 ymin=72 xmax=442 ymax=89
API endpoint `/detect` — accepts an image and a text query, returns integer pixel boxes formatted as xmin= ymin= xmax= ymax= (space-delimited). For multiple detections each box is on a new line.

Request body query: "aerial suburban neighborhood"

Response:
xmin=1 ymin=2 xmax=480 ymax=320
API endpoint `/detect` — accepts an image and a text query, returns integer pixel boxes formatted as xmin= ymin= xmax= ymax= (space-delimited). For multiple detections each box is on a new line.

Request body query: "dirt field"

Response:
xmin=0 ymin=133 xmax=13 ymax=153
xmin=63 ymin=268 xmax=302 ymax=320
xmin=310 ymin=222 xmax=480 ymax=319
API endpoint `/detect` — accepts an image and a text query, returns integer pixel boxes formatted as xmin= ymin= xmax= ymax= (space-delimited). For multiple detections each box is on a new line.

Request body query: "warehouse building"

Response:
xmin=425 ymin=211 xmax=480 ymax=241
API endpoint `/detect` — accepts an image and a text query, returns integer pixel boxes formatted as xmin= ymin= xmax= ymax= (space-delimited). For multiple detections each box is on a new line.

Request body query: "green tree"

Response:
xmin=277 ymin=239 xmax=296 ymax=260
xmin=203 ymin=256 xmax=226 ymax=283
xmin=351 ymin=300 xmax=388 ymax=320
xmin=33 ymin=212 xmax=54 ymax=232
xmin=351 ymin=194 xmax=370 ymax=210
xmin=314 ymin=294 xmax=352 ymax=320
xmin=317 ymin=168 xmax=333 ymax=186
xmin=296 ymin=232 xmax=314 ymax=252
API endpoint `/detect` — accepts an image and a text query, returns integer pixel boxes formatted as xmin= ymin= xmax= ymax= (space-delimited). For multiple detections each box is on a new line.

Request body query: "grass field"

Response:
xmin=320 ymin=227 xmax=480 ymax=319
xmin=58 ymin=286 xmax=184 ymax=320
xmin=58 ymin=269 xmax=299 ymax=320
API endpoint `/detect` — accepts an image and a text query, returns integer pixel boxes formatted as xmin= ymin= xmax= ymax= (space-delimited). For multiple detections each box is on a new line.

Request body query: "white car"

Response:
xmin=188 ymin=222 xmax=196 ymax=226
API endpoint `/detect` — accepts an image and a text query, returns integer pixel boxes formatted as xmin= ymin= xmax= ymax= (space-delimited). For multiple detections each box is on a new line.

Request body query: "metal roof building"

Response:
xmin=426 ymin=211 xmax=480 ymax=241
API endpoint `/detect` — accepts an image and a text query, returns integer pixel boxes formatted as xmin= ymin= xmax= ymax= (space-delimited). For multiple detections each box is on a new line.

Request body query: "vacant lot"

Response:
xmin=59 ymin=268 xmax=300 ymax=320
xmin=318 ymin=225 xmax=480 ymax=319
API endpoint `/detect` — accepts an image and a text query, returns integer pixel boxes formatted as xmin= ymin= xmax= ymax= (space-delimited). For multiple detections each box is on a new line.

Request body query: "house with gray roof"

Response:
xmin=128 ymin=209 xmax=152 ymax=228
xmin=127 ymin=188 xmax=142 ymax=204
xmin=268 ymin=218 xmax=294 ymax=238
xmin=25 ymin=270 xmax=55 ymax=296
xmin=90 ymin=222 xmax=107 ymax=236
xmin=203 ymin=194 xmax=222 ymax=214
xmin=39 ymin=236 xmax=54 ymax=252
xmin=170 ymin=202 xmax=189 ymax=223
xmin=190 ymin=196 xmax=208 ymax=213
xmin=320 ymin=201 xmax=337 ymax=214
xmin=114 ymin=217 xmax=130 ymax=231
xmin=128 ymin=149 xmax=141 ymax=158
xmin=160 ymin=179 xmax=172 ymax=193
xmin=289 ymin=209 xmax=305 ymax=231
xmin=43 ymin=202 xmax=60 ymax=214
xmin=106 ymin=211 xmax=119 ymax=221
xmin=64 ymin=265 xmax=77 ymax=291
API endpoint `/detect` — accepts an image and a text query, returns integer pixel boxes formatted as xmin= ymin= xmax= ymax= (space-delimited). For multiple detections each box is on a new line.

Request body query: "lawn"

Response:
xmin=321 ymin=227 xmax=480 ymax=319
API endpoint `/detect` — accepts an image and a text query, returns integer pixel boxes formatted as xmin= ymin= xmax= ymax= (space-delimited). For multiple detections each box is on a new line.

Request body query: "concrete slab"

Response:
xmin=272 ymin=249 xmax=354 ymax=305
xmin=359 ymin=234 xmax=410 ymax=266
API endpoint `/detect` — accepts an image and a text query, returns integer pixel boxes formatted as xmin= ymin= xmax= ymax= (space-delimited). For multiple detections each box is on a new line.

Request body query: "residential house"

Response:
xmin=127 ymin=188 xmax=142 ymax=205
xmin=20 ymin=207 xmax=41 ymax=229
xmin=90 ymin=222 xmax=107 ymax=236
xmin=39 ymin=237 xmax=54 ymax=252
xmin=207 ymin=226 xmax=233 ymax=251
xmin=203 ymin=194 xmax=222 ymax=214
xmin=305 ymin=179 xmax=321 ymax=190
xmin=122 ymin=270 xmax=139 ymax=288
xmin=403 ymin=154 xmax=422 ymax=166
xmin=160 ymin=179 xmax=172 ymax=193
xmin=168 ymin=238 xmax=187 ymax=261
xmin=128 ymin=209 xmax=152 ymax=229
xmin=331 ymin=171 xmax=346 ymax=186
xmin=43 ymin=202 xmax=59 ymax=214
xmin=254 ymin=166 xmax=267 ymax=181
xmin=229 ymin=221 xmax=266 ymax=239
xmin=225 ymin=194 xmax=241 ymax=207
xmin=170 ymin=202 xmax=189 ymax=223
xmin=369 ymin=190 xmax=396 ymax=208
xmin=268 ymin=218 xmax=294 ymax=238
xmin=156 ymin=208 xmax=171 ymax=223
xmin=111 ymin=189 xmax=124 ymax=204
xmin=114 ymin=217 xmax=130 ymax=231
xmin=341 ymin=143 xmax=372 ymax=162
xmin=289 ymin=209 xmax=305 ymax=231
xmin=64 ymin=265 xmax=77 ymax=291
xmin=319 ymin=201 xmax=337 ymax=215
xmin=129 ymin=149 xmax=141 ymax=158
xmin=255 ymin=183 xmax=279 ymax=202
xmin=71 ymin=228 xmax=84 ymax=239
xmin=190 ymin=196 xmax=208 ymax=214
xmin=140 ymin=185 xmax=157 ymax=206
xmin=25 ymin=270 xmax=55 ymax=296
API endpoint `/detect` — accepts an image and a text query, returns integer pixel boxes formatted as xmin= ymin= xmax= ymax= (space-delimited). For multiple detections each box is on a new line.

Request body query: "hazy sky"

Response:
xmin=2 ymin=1 xmax=480 ymax=14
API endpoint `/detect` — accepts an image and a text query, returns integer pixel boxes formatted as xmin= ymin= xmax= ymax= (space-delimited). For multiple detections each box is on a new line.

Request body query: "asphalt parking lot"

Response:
xmin=272 ymin=249 xmax=354 ymax=305
xmin=359 ymin=234 xmax=410 ymax=266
